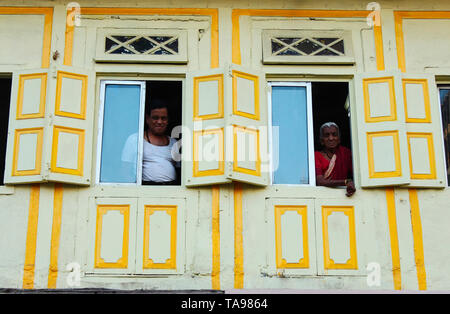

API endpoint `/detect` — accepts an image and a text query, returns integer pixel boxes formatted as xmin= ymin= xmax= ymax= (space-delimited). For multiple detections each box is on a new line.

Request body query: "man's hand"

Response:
xmin=345 ymin=180 xmax=356 ymax=197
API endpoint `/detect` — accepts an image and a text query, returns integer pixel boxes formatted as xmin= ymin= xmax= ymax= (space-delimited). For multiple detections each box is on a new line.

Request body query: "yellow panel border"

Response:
xmin=274 ymin=205 xmax=309 ymax=269
xmin=94 ymin=204 xmax=130 ymax=269
xmin=234 ymin=182 xmax=244 ymax=289
xmin=386 ymin=188 xmax=402 ymax=290
xmin=193 ymin=128 xmax=225 ymax=177
xmin=212 ymin=186 xmax=221 ymax=289
xmin=16 ymin=73 xmax=47 ymax=120
xmin=231 ymin=9 xmax=385 ymax=70
xmin=143 ymin=205 xmax=177 ymax=269
xmin=402 ymin=78 xmax=432 ymax=123
xmin=50 ymin=125 xmax=85 ymax=176
xmin=394 ymin=11 xmax=450 ymax=72
xmin=233 ymin=125 xmax=261 ymax=176
xmin=55 ymin=71 xmax=88 ymax=120
xmin=363 ymin=76 xmax=397 ymax=123
xmin=322 ymin=206 xmax=358 ymax=270
xmin=407 ymin=132 xmax=436 ymax=180
xmin=232 ymin=70 xmax=260 ymax=121
xmin=64 ymin=7 xmax=219 ymax=68
xmin=0 ymin=7 xmax=53 ymax=68
xmin=367 ymin=130 xmax=402 ymax=178
xmin=12 ymin=127 xmax=44 ymax=176
xmin=193 ymin=74 xmax=224 ymax=120
xmin=47 ymin=183 xmax=63 ymax=289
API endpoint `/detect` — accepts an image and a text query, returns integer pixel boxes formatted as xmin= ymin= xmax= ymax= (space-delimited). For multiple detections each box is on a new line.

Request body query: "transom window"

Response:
xmin=105 ymin=35 xmax=179 ymax=55
xmin=270 ymin=37 xmax=345 ymax=57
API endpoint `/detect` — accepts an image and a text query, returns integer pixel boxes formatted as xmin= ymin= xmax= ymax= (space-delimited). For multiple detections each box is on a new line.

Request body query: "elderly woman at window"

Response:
xmin=315 ymin=122 xmax=355 ymax=197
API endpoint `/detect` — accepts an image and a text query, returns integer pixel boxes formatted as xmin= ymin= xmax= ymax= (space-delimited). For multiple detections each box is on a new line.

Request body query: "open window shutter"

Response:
xmin=4 ymin=69 xmax=49 ymax=184
xmin=44 ymin=65 xmax=95 ymax=185
xmin=402 ymin=73 xmax=446 ymax=187
xmin=354 ymin=71 xmax=410 ymax=187
xmin=184 ymin=68 xmax=231 ymax=186
xmin=225 ymin=64 xmax=269 ymax=186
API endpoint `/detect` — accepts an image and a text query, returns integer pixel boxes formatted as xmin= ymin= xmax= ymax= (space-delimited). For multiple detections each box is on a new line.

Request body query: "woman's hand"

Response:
xmin=345 ymin=179 xmax=356 ymax=197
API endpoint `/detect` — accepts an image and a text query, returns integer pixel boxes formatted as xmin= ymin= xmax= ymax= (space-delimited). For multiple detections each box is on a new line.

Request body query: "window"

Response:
xmin=269 ymin=81 xmax=352 ymax=185
xmin=439 ymin=85 xmax=450 ymax=185
xmin=0 ymin=76 xmax=11 ymax=185
xmin=262 ymin=30 xmax=354 ymax=65
xmin=97 ymin=80 xmax=182 ymax=185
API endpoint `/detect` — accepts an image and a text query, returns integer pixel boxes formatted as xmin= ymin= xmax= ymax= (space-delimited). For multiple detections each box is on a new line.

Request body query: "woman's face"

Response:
xmin=146 ymin=107 xmax=169 ymax=136
xmin=320 ymin=126 xmax=340 ymax=150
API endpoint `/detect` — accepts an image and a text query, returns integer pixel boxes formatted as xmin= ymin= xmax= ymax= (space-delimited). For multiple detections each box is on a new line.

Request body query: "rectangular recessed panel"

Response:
xmin=51 ymin=126 xmax=84 ymax=176
xmin=55 ymin=71 xmax=87 ymax=119
xmin=233 ymin=126 xmax=260 ymax=176
xmin=233 ymin=71 xmax=259 ymax=120
xmin=193 ymin=129 xmax=224 ymax=177
xmin=403 ymin=79 xmax=431 ymax=123
xmin=367 ymin=131 xmax=402 ymax=178
xmin=363 ymin=77 xmax=397 ymax=122
xmin=408 ymin=133 xmax=436 ymax=179
xmin=12 ymin=128 xmax=43 ymax=176
xmin=17 ymin=73 xmax=47 ymax=119
xmin=194 ymin=75 xmax=223 ymax=120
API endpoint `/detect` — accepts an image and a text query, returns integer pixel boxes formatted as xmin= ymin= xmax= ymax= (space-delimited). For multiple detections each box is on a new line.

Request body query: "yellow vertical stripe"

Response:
xmin=408 ymin=189 xmax=427 ymax=290
xmin=23 ymin=184 xmax=41 ymax=289
xmin=386 ymin=188 xmax=402 ymax=290
xmin=47 ymin=183 xmax=63 ymax=289
xmin=234 ymin=183 xmax=244 ymax=289
xmin=211 ymin=186 xmax=220 ymax=290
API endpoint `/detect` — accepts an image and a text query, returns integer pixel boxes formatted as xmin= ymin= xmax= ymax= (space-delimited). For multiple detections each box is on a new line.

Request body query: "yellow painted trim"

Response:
xmin=231 ymin=9 xmax=385 ymax=70
xmin=12 ymin=127 xmax=44 ymax=176
xmin=407 ymin=132 xmax=436 ymax=180
xmin=363 ymin=76 xmax=397 ymax=123
xmin=367 ymin=130 xmax=402 ymax=178
xmin=322 ymin=206 xmax=358 ymax=270
xmin=16 ymin=73 xmax=47 ymax=120
xmin=50 ymin=125 xmax=85 ymax=176
xmin=394 ymin=11 xmax=450 ymax=72
xmin=193 ymin=74 xmax=224 ymax=120
xmin=212 ymin=186 xmax=220 ymax=290
xmin=94 ymin=204 xmax=130 ymax=269
xmin=0 ymin=7 xmax=53 ymax=68
xmin=234 ymin=182 xmax=244 ymax=289
xmin=232 ymin=125 xmax=261 ymax=176
xmin=47 ymin=183 xmax=63 ymax=289
xmin=274 ymin=205 xmax=309 ymax=269
xmin=408 ymin=189 xmax=427 ymax=290
xmin=143 ymin=205 xmax=177 ymax=269
xmin=232 ymin=70 xmax=260 ymax=121
xmin=64 ymin=7 xmax=219 ymax=68
xmin=54 ymin=71 xmax=88 ymax=120
xmin=193 ymin=128 xmax=225 ymax=177
xmin=402 ymin=78 xmax=432 ymax=123
xmin=22 ymin=184 xmax=40 ymax=289
xmin=386 ymin=188 xmax=402 ymax=290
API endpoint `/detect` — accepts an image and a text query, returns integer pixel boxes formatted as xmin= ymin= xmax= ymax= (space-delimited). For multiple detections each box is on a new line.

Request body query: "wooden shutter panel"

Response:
xmin=184 ymin=68 xmax=231 ymax=186
xmin=226 ymin=64 xmax=269 ymax=186
xmin=354 ymin=71 xmax=410 ymax=187
xmin=45 ymin=65 xmax=95 ymax=185
xmin=402 ymin=73 xmax=446 ymax=187
xmin=4 ymin=69 xmax=49 ymax=184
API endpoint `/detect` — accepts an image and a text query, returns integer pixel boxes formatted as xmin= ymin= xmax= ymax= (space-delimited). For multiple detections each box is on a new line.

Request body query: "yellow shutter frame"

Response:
xmin=354 ymin=71 xmax=411 ymax=187
xmin=4 ymin=68 xmax=49 ymax=184
xmin=402 ymin=73 xmax=446 ymax=187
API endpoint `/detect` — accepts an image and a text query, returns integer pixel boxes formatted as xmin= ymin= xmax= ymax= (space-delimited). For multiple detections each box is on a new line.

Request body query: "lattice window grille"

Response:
xmin=105 ymin=35 xmax=179 ymax=55
xmin=270 ymin=37 xmax=345 ymax=57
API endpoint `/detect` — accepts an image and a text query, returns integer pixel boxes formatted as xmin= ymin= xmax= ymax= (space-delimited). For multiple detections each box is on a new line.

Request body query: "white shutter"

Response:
xmin=226 ymin=64 xmax=269 ymax=186
xmin=4 ymin=68 xmax=49 ymax=184
xmin=4 ymin=65 xmax=95 ymax=186
xmin=184 ymin=68 xmax=231 ymax=186
xmin=401 ymin=73 xmax=446 ymax=187
xmin=354 ymin=71 xmax=410 ymax=187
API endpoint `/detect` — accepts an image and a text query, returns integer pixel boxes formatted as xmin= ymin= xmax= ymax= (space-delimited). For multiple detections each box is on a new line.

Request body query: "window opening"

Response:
xmin=439 ymin=85 xmax=450 ymax=185
xmin=0 ymin=77 xmax=11 ymax=185
xmin=98 ymin=80 xmax=182 ymax=186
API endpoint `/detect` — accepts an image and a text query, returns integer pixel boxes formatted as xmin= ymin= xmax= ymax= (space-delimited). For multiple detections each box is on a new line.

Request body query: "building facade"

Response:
xmin=0 ymin=0 xmax=449 ymax=291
